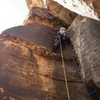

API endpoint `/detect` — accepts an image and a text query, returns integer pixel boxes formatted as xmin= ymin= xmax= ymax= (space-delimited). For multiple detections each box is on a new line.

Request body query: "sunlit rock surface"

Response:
xmin=47 ymin=0 xmax=77 ymax=26
xmin=26 ymin=0 xmax=77 ymax=26
xmin=26 ymin=0 xmax=44 ymax=9
xmin=54 ymin=0 xmax=100 ymax=20
xmin=83 ymin=0 xmax=100 ymax=18
xmin=53 ymin=0 xmax=98 ymax=20
xmin=26 ymin=0 xmax=100 ymax=21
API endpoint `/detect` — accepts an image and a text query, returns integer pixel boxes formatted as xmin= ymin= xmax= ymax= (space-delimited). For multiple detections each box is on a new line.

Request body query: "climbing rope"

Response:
xmin=64 ymin=36 xmax=91 ymax=100
xmin=59 ymin=36 xmax=71 ymax=100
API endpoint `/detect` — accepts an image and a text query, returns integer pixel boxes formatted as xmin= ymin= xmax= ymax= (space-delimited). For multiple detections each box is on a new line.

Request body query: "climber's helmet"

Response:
xmin=59 ymin=27 xmax=66 ymax=35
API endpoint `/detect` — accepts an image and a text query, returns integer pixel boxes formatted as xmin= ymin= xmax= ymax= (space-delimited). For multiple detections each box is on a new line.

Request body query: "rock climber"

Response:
xmin=52 ymin=27 xmax=67 ymax=52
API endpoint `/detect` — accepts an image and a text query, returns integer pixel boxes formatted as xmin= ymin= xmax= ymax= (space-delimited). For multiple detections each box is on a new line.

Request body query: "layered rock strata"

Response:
xmin=24 ymin=7 xmax=68 ymax=29
xmin=26 ymin=0 xmax=77 ymax=26
xmin=0 ymin=24 xmax=89 ymax=100
xmin=0 ymin=6 xmax=90 ymax=100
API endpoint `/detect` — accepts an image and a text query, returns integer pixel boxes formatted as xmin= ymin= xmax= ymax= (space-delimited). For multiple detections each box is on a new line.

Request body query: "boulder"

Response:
xmin=83 ymin=0 xmax=100 ymax=18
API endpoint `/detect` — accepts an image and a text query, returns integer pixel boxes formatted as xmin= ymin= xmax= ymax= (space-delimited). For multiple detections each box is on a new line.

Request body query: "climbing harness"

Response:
xmin=59 ymin=36 xmax=71 ymax=100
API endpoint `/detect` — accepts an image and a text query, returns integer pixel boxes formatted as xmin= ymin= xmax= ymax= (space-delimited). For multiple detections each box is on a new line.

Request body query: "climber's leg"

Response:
xmin=52 ymin=36 xmax=60 ymax=52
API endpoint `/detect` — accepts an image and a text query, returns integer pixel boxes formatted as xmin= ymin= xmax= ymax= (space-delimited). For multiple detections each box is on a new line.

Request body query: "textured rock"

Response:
xmin=69 ymin=18 xmax=100 ymax=99
xmin=0 ymin=20 xmax=89 ymax=99
xmin=47 ymin=0 xmax=77 ymax=26
xmin=26 ymin=0 xmax=77 ymax=26
xmin=26 ymin=0 xmax=100 ymax=20
xmin=53 ymin=0 xmax=98 ymax=20
xmin=26 ymin=0 xmax=44 ymax=9
xmin=83 ymin=0 xmax=100 ymax=18
xmin=91 ymin=0 xmax=100 ymax=18
xmin=24 ymin=7 xmax=68 ymax=29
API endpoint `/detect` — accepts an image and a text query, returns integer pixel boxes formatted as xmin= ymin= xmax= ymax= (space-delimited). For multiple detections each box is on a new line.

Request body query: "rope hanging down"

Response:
xmin=59 ymin=36 xmax=71 ymax=100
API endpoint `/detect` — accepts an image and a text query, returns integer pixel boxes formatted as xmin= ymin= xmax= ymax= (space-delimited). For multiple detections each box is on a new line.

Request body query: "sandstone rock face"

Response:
xmin=47 ymin=0 xmax=77 ymax=26
xmin=0 ymin=0 xmax=100 ymax=100
xmin=92 ymin=0 xmax=100 ymax=18
xmin=0 ymin=23 xmax=89 ymax=99
xmin=26 ymin=0 xmax=77 ymax=26
xmin=83 ymin=0 xmax=100 ymax=18
xmin=26 ymin=0 xmax=100 ymax=20
xmin=26 ymin=0 xmax=44 ymax=9
xmin=24 ymin=7 xmax=68 ymax=29
xmin=69 ymin=18 xmax=100 ymax=99
xmin=24 ymin=0 xmax=100 ymax=100
xmin=53 ymin=0 xmax=98 ymax=20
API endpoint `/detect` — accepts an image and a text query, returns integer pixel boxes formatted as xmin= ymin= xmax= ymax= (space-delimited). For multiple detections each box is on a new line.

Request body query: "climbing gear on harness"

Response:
xmin=59 ymin=36 xmax=71 ymax=100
